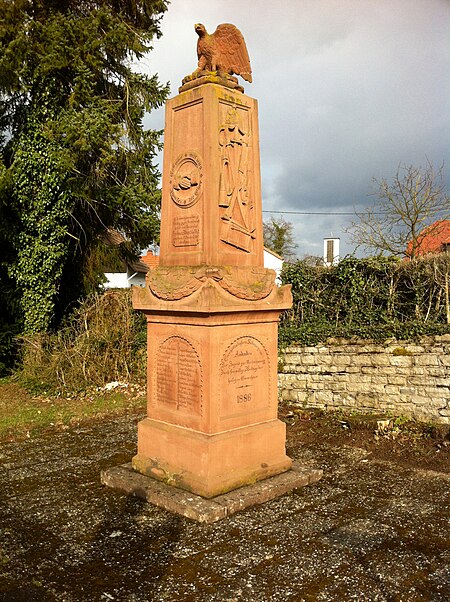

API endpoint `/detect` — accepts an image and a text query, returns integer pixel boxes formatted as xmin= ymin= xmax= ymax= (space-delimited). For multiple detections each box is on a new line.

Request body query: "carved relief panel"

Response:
xmin=169 ymin=151 xmax=203 ymax=248
xmin=168 ymin=151 xmax=203 ymax=250
xmin=160 ymin=85 xmax=263 ymax=266
xmin=162 ymin=98 xmax=204 ymax=259
xmin=170 ymin=151 xmax=203 ymax=208
xmin=217 ymin=102 xmax=256 ymax=254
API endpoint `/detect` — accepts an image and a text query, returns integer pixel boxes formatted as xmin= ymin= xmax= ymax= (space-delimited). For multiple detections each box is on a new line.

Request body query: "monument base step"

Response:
xmin=101 ymin=461 xmax=323 ymax=523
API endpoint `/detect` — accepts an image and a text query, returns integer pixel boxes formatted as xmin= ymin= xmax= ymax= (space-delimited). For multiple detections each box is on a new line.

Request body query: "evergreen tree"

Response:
xmin=0 ymin=0 xmax=169 ymax=335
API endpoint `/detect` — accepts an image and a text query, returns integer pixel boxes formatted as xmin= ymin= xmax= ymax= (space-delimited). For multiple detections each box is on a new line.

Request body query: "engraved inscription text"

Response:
xmin=219 ymin=336 xmax=269 ymax=419
xmin=172 ymin=214 xmax=200 ymax=247
xmin=157 ymin=337 xmax=202 ymax=414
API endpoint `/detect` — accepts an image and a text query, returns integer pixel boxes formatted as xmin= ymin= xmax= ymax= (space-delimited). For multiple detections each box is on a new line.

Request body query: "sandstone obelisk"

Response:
xmin=132 ymin=23 xmax=293 ymax=499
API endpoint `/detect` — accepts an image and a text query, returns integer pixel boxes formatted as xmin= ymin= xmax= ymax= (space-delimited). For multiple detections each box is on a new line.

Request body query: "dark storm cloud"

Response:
xmin=142 ymin=0 xmax=449 ymax=257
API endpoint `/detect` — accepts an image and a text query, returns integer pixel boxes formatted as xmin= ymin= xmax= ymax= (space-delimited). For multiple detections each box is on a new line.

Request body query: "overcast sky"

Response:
xmin=141 ymin=0 xmax=449 ymax=258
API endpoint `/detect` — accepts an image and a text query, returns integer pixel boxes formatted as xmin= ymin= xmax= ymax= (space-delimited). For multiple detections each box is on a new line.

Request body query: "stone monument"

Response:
xmin=102 ymin=23 xmax=322 ymax=520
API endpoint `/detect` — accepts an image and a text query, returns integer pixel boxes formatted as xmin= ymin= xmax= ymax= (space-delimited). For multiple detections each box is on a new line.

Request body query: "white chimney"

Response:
xmin=323 ymin=238 xmax=340 ymax=266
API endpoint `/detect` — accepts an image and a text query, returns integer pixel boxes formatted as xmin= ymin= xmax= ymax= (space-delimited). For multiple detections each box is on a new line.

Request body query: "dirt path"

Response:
xmin=0 ymin=409 xmax=449 ymax=601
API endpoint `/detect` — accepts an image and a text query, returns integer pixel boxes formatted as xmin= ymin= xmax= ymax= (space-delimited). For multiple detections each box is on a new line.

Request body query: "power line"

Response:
xmin=263 ymin=208 xmax=448 ymax=217
xmin=262 ymin=209 xmax=385 ymax=215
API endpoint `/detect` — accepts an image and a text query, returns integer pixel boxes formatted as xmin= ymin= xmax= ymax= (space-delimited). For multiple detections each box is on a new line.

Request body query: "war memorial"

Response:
xmin=102 ymin=23 xmax=322 ymax=521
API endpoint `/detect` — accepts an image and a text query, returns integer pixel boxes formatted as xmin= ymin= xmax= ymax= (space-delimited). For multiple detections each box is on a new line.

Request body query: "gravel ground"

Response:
xmin=0 ymin=411 xmax=449 ymax=601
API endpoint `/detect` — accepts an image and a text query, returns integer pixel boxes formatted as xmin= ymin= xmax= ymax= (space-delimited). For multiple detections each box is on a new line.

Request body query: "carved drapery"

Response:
xmin=146 ymin=266 xmax=275 ymax=301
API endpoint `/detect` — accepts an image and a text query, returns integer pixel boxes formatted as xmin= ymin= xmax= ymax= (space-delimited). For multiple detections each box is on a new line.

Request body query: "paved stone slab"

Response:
xmin=2 ymin=413 xmax=449 ymax=601
xmin=101 ymin=461 xmax=323 ymax=523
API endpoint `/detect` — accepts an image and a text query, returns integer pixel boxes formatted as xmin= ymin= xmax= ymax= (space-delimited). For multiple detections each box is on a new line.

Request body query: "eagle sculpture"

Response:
xmin=193 ymin=23 xmax=252 ymax=83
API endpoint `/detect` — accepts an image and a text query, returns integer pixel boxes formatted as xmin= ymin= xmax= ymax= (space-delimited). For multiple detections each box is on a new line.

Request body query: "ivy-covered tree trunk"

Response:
xmin=9 ymin=114 xmax=72 ymax=333
xmin=0 ymin=0 xmax=169 ymax=338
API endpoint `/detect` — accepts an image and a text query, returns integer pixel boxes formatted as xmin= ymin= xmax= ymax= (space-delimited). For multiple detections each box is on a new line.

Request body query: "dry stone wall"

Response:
xmin=278 ymin=335 xmax=450 ymax=424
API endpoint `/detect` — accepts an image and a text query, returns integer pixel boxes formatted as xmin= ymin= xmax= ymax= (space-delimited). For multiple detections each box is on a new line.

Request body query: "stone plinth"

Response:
xmin=101 ymin=461 xmax=323 ymax=523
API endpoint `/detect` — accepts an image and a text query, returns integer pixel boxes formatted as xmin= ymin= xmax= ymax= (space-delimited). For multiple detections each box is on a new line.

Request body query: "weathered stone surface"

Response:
xmin=346 ymin=414 xmax=394 ymax=431
xmin=101 ymin=461 xmax=322 ymax=523
xmin=436 ymin=333 xmax=450 ymax=342
xmin=187 ymin=23 xmax=252 ymax=86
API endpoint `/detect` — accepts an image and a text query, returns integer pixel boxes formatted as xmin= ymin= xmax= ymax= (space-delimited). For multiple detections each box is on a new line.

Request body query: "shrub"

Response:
xmin=280 ymin=254 xmax=450 ymax=346
xmin=18 ymin=290 xmax=146 ymax=390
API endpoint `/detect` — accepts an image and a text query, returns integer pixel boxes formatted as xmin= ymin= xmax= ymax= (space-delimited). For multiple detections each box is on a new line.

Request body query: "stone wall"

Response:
xmin=278 ymin=335 xmax=450 ymax=424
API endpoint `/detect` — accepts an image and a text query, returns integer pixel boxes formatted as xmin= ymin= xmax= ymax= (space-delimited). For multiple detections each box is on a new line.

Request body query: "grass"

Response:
xmin=0 ymin=377 xmax=146 ymax=442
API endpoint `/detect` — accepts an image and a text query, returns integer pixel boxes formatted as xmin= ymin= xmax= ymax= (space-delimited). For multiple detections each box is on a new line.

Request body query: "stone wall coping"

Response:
xmin=281 ymin=334 xmax=450 ymax=353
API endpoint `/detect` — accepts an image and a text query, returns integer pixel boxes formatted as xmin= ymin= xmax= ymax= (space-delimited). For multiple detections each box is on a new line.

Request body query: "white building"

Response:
xmin=263 ymin=247 xmax=284 ymax=285
xmin=103 ymin=261 xmax=147 ymax=289
xmin=323 ymin=238 xmax=340 ymax=267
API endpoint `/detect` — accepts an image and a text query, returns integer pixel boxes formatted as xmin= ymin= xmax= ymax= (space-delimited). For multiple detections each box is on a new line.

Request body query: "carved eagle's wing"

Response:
xmin=213 ymin=24 xmax=252 ymax=82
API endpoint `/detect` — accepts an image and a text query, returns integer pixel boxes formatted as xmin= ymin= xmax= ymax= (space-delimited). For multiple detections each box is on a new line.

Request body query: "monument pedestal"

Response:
xmin=134 ymin=419 xmax=291 ymax=499
xmin=132 ymin=271 xmax=292 ymax=497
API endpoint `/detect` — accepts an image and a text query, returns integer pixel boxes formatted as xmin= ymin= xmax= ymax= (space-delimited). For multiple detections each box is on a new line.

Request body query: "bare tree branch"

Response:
xmin=347 ymin=162 xmax=449 ymax=258
xmin=263 ymin=216 xmax=298 ymax=261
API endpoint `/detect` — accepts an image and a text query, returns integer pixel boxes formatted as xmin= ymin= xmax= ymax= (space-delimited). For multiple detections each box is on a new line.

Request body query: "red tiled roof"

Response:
xmin=406 ymin=220 xmax=450 ymax=257
xmin=140 ymin=250 xmax=160 ymax=269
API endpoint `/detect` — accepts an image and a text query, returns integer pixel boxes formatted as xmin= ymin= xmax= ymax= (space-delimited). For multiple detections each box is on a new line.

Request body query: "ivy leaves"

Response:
xmin=9 ymin=114 xmax=71 ymax=333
